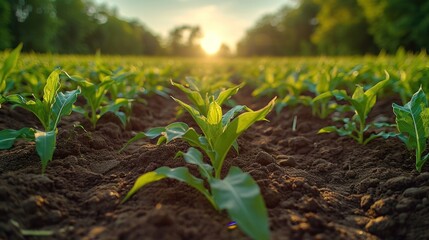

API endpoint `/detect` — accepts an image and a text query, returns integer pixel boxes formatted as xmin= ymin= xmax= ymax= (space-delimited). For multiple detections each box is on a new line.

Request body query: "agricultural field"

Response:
xmin=1 ymin=47 xmax=429 ymax=240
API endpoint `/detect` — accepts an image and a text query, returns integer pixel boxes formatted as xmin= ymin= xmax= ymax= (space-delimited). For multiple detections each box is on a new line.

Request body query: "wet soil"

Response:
xmin=1 ymin=88 xmax=428 ymax=240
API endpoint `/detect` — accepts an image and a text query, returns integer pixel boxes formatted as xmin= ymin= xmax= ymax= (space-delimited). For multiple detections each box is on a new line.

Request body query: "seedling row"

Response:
xmin=1 ymin=45 xmax=429 ymax=239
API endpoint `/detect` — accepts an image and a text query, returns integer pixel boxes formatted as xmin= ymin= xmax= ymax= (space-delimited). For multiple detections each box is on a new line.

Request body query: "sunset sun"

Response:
xmin=201 ymin=32 xmax=221 ymax=55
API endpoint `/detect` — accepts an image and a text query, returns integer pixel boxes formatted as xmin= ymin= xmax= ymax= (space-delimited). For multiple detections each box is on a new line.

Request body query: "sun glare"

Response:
xmin=201 ymin=32 xmax=221 ymax=55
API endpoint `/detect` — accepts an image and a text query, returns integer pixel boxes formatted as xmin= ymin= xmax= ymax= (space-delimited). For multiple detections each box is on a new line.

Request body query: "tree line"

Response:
xmin=0 ymin=0 xmax=210 ymax=56
xmin=1 ymin=0 xmax=428 ymax=56
xmin=238 ymin=0 xmax=429 ymax=56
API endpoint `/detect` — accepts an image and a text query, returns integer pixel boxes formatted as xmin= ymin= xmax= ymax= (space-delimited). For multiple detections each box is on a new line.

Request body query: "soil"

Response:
xmin=1 ymin=87 xmax=428 ymax=240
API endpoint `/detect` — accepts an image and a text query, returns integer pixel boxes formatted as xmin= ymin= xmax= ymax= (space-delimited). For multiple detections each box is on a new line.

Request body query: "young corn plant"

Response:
xmin=315 ymin=78 xmax=394 ymax=144
xmin=67 ymin=73 xmax=131 ymax=128
xmin=0 ymin=69 xmax=80 ymax=173
xmin=393 ymin=87 xmax=429 ymax=172
xmin=121 ymin=82 xmax=275 ymax=240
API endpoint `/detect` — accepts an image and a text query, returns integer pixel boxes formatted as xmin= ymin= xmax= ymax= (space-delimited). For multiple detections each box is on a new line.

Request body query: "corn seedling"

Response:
xmin=0 ymin=69 xmax=80 ymax=173
xmin=121 ymin=82 xmax=275 ymax=240
xmin=67 ymin=73 xmax=131 ymax=128
xmin=315 ymin=77 xmax=395 ymax=144
xmin=393 ymin=87 xmax=429 ymax=171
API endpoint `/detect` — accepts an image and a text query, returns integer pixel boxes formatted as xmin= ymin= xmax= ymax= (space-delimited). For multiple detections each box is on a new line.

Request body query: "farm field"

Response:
xmin=1 ymin=51 xmax=429 ymax=240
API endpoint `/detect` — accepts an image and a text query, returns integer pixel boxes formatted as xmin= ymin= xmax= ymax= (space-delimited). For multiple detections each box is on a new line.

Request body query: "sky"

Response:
xmin=93 ymin=0 xmax=290 ymax=53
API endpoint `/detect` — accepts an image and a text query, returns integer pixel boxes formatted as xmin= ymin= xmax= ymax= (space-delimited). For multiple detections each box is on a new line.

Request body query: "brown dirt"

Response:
xmin=1 ymin=88 xmax=428 ymax=240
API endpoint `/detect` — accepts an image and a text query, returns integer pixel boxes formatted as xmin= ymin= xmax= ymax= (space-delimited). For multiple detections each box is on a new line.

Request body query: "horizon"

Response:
xmin=93 ymin=0 xmax=291 ymax=53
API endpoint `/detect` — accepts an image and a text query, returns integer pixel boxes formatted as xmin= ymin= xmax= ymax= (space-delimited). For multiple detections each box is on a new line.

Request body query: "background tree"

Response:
xmin=358 ymin=0 xmax=429 ymax=53
xmin=216 ymin=43 xmax=231 ymax=58
xmin=55 ymin=0 xmax=95 ymax=54
xmin=8 ymin=0 xmax=59 ymax=52
xmin=167 ymin=25 xmax=204 ymax=56
xmin=312 ymin=0 xmax=377 ymax=55
xmin=237 ymin=0 xmax=319 ymax=56
xmin=0 ymin=0 xmax=12 ymax=50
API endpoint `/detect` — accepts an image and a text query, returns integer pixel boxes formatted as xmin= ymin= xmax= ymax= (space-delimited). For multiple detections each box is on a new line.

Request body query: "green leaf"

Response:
xmin=122 ymin=171 xmax=166 ymax=203
xmin=207 ymin=101 xmax=222 ymax=125
xmin=318 ymin=126 xmax=338 ymax=134
xmin=0 ymin=43 xmax=22 ymax=93
xmin=155 ymin=167 xmax=216 ymax=208
xmin=99 ymin=98 xmax=131 ymax=127
xmin=213 ymin=98 xmax=275 ymax=177
xmin=176 ymin=147 xmax=213 ymax=180
xmin=122 ymin=166 xmax=216 ymax=208
xmin=171 ymin=80 xmax=207 ymax=115
xmin=6 ymin=94 xmax=49 ymax=130
xmin=215 ymin=83 xmax=243 ymax=106
xmin=222 ymin=105 xmax=246 ymax=127
xmin=119 ymin=127 xmax=165 ymax=152
xmin=35 ymin=130 xmax=56 ymax=174
xmin=43 ymin=70 xmax=61 ymax=107
xmin=393 ymin=87 xmax=429 ymax=171
xmin=210 ymin=167 xmax=270 ymax=240
xmin=163 ymin=122 xmax=190 ymax=143
xmin=0 ymin=128 xmax=35 ymax=149
xmin=172 ymin=97 xmax=210 ymax=137
xmin=51 ymin=89 xmax=81 ymax=130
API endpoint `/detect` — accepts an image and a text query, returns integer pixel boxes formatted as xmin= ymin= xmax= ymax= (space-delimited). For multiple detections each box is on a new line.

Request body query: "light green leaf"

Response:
xmin=0 ymin=128 xmax=35 ymax=149
xmin=122 ymin=171 xmax=166 ymax=203
xmin=215 ymin=83 xmax=243 ymax=106
xmin=207 ymin=101 xmax=222 ymax=125
xmin=210 ymin=167 xmax=270 ymax=240
xmin=318 ymin=126 xmax=338 ymax=134
xmin=43 ymin=70 xmax=61 ymax=107
xmin=35 ymin=130 xmax=56 ymax=174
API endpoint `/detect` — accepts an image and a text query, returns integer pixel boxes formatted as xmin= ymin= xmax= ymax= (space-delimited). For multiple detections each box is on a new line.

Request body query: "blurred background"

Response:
xmin=1 ymin=0 xmax=428 ymax=56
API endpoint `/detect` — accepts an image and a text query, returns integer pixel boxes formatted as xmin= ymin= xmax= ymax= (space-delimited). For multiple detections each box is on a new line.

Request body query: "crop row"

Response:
xmin=1 ymin=45 xmax=429 ymax=239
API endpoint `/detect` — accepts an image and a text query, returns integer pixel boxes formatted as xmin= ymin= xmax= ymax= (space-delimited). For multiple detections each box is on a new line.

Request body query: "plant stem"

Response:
xmin=358 ymin=119 xmax=364 ymax=144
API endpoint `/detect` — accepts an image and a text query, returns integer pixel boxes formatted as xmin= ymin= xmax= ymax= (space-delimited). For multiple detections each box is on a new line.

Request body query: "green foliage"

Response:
xmin=0 ymin=43 xmax=22 ymax=95
xmin=316 ymin=78 xmax=394 ymax=144
xmin=121 ymin=82 xmax=274 ymax=240
xmin=69 ymin=73 xmax=131 ymax=128
xmin=312 ymin=0 xmax=377 ymax=55
xmin=358 ymin=0 xmax=429 ymax=53
xmin=0 ymin=69 xmax=80 ymax=173
xmin=393 ymin=87 xmax=429 ymax=172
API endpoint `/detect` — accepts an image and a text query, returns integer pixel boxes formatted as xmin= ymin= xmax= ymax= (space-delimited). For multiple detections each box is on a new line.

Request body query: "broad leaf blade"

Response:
xmin=43 ymin=70 xmax=61 ymax=107
xmin=0 ymin=128 xmax=35 ymax=149
xmin=51 ymin=89 xmax=80 ymax=130
xmin=35 ymin=130 xmax=56 ymax=174
xmin=393 ymin=87 xmax=429 ymax=171
xmin=210 ymin=167 xmax=270 ymax=240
